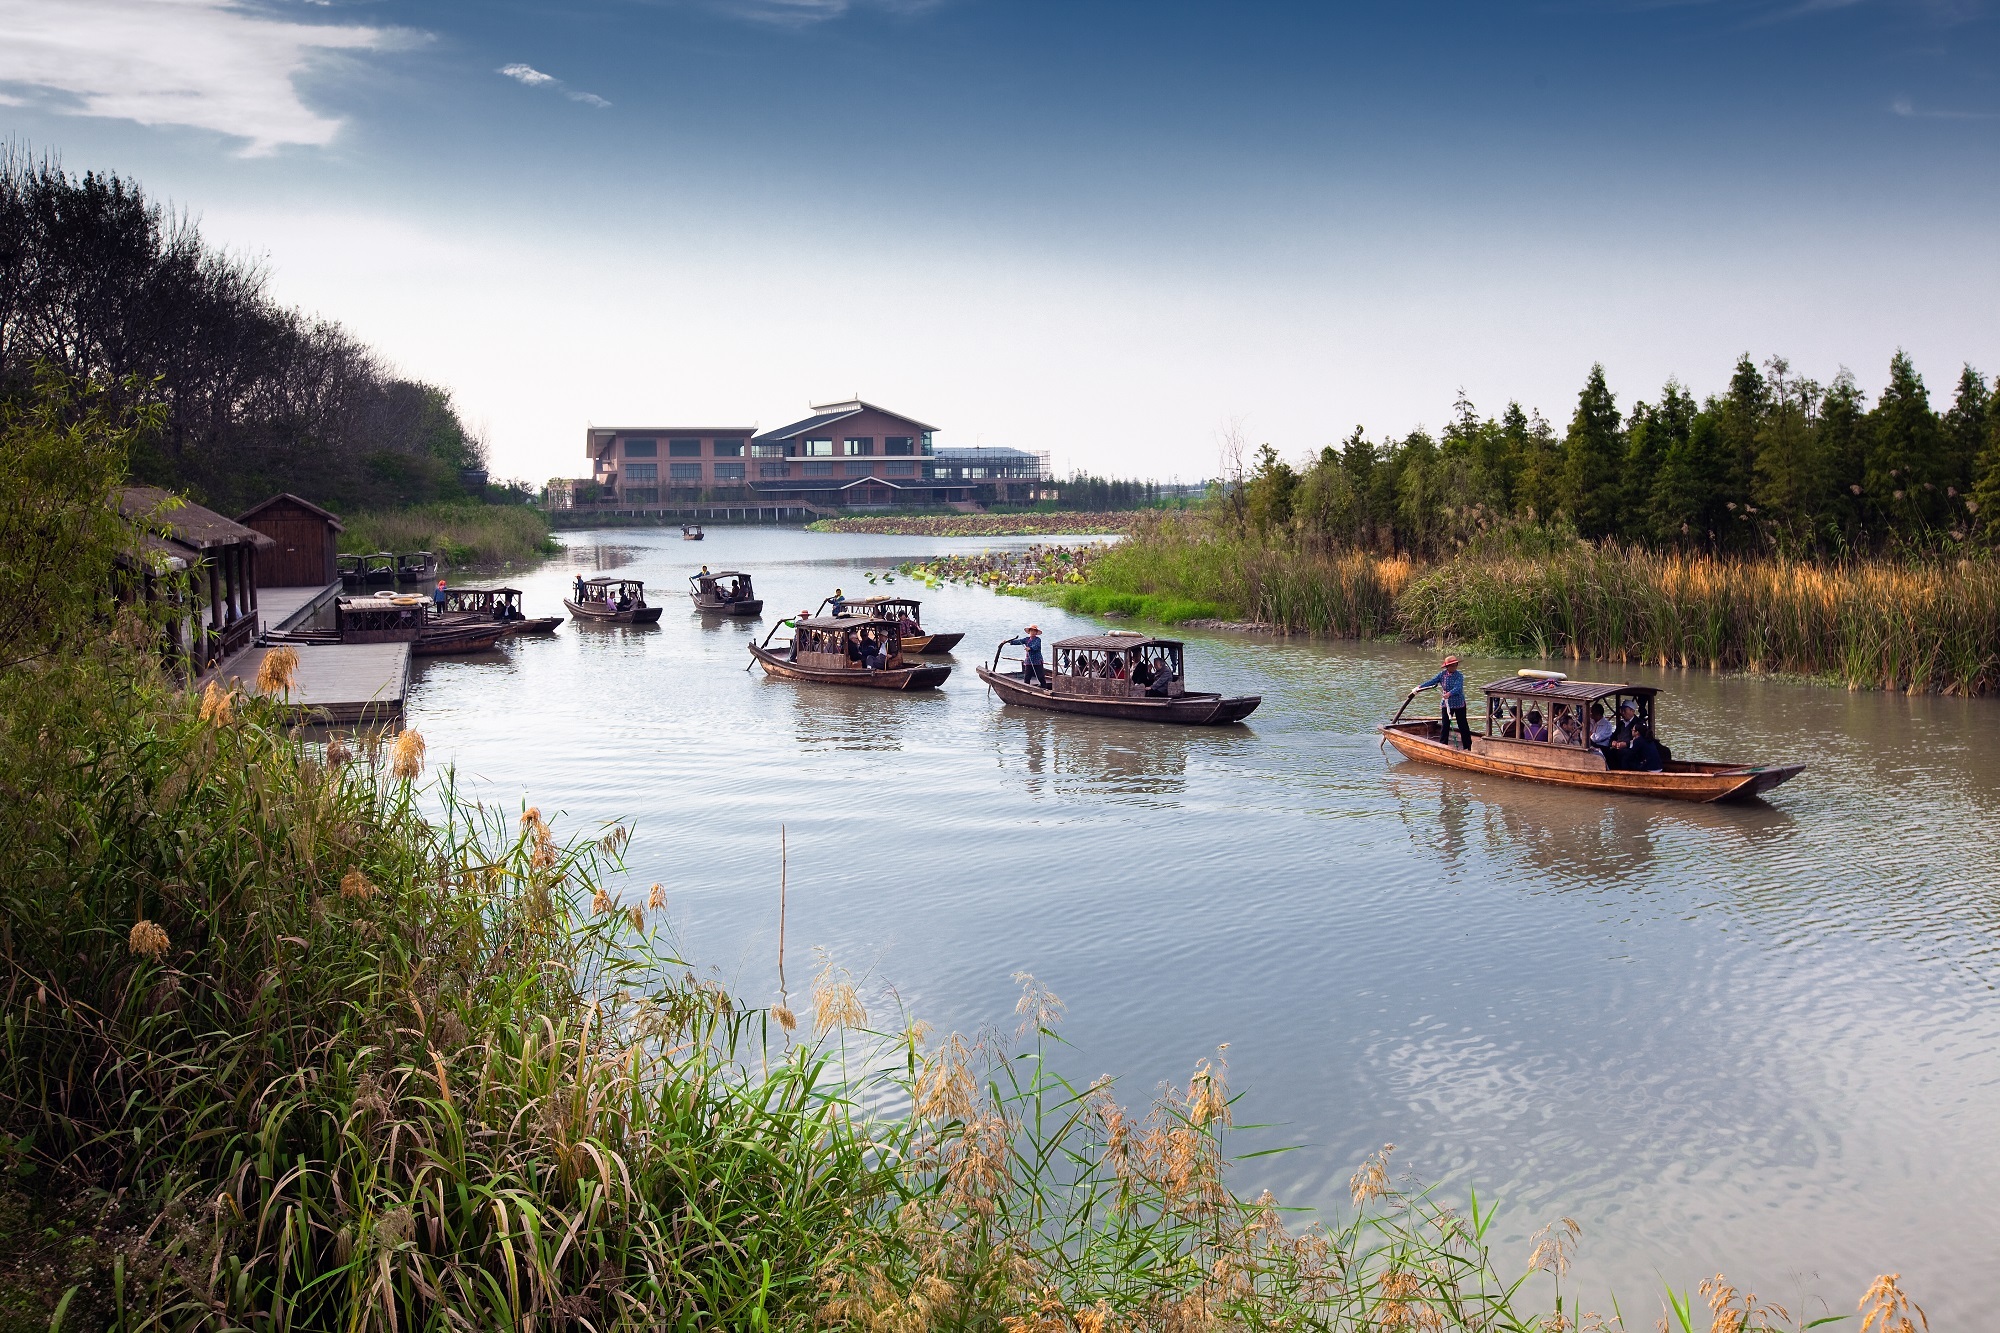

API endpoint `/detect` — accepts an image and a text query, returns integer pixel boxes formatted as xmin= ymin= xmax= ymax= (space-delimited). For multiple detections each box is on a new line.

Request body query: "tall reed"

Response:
xmin=338 ymin=502 xmax=561 ymax=566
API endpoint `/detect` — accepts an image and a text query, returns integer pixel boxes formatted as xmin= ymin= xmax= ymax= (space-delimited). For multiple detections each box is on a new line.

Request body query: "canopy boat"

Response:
xmin=360 ymin=552 xmax=397 ymax=587
xmin=436 ymin=586 xmax=561 ymax=635
xmin=681 ymin=523 xmax=706 ymax=541
xmin=976 ymin=630 xmax=1261 ymax=725
xmin=566 ymin=577 xmax=663 ymax=625
xmin=395 ymin=550 xmax=435 ymax=583
xmin=817 ymin=594 xmax=963 ymax=654
xmin=334 ymin=593 xmax=508 ymax=654
xmin=1379 ymin=673 xmax=1803 ymax=803
xmin=337 ymin=552 xmax=365 ymax=589
xmin=690 ymin=569 xmax=763 ymax=616
xmin=749 ymin=614 xmax=951 ymax=690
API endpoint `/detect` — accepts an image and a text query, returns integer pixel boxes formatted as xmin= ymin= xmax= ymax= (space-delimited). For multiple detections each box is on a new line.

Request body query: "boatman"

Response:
xmin=1007 ymin=624 xmax=1048 ymax=687
xmin=1412 ymin=653 xmax=1471 ymax=749
xmin=829 ymin=587 xmax=848 ymax=614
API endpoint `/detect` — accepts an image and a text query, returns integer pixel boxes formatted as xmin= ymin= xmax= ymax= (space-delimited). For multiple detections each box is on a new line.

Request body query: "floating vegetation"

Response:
xmin=811 ymin=512 xmax=1135 ymax=537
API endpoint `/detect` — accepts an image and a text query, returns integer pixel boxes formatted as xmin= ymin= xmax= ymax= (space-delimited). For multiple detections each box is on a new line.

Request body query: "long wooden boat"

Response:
xmin=395 ymin=550 xmax=435 ymax=583
xmin=1380 ymin=673 xmax=1802 ymax=803
xmin=411 ymin=623 xmax=509 ymax=655
xmin=749 ymin=614 xmax=950 ymax=690
xmin=976 ymin=631 xmax=1261 ymax=725
xmin=332 ymin=593 xmax=509 ymax=654
xmin=690 ymin=569 xmax=763 ymax=616
xmin=817 ymin=594 xmax=963 ymax=654
xmin=682 ymin=524 xmax=705 ymax=541
xmin=360 ymin=552 xmax=396 ymax=587
xmin=565 ymin=576 xmax=664 ymax=625
xmin=434 ymin=587 xmax=561 ymax=636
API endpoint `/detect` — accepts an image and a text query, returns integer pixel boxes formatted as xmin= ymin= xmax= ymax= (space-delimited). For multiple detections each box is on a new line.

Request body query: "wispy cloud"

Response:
xmin=1890 ymin=95 xmax=1997 ymax=118
xmin=498 ymin=62 xmax=610 ymax=108
xmin=704 ymin=0 xmax=947 ymax=26
xmin=0 ymin=0 xmax=415 ymax=154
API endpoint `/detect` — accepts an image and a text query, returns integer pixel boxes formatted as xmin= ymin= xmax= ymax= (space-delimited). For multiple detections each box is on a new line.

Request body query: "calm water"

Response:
xmin=409 ymin=527 xmax=2000 ymax=1323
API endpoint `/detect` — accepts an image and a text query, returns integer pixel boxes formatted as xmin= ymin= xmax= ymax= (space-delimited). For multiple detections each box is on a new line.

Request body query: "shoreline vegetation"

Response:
xmin=903 ymin=519 xmax=2000 ymax=695
xmin=0 ymin=374 xmax=1930 ymax=1331
xmin=338 ymin=501 xmax=563 ymax=568
xmin=808 ymin=511 xmax=1140 ymax=537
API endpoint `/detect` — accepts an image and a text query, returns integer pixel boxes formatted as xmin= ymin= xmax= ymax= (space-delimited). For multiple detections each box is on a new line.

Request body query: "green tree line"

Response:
xmin=0 ymin=148 xmax=487 ymax=514
xmin=1232 ymin=352 xmax=2000 ymax=558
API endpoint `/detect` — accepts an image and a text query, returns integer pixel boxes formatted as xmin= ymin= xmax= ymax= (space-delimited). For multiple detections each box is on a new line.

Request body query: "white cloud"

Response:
xmin=496 ymin=62 xmax=611 ymax=108
xmin=1889 ymin=94 xmax=1996 ymax=118
xmin=707 ymin=0 xmax=946 ymax=25
xmin=0 ymin=0 xmax=409 ymax=154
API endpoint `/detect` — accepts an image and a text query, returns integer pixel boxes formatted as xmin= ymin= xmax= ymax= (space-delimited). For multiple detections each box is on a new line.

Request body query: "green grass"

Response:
xmin=1015 ymin=583 xmax=1224 ymax=625
xmin=337 ymin=502 xmax=561 ymax=567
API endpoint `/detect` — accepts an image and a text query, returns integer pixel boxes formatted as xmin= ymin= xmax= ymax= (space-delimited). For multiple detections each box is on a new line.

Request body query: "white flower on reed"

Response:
xmin=812 ymin=959 xmax=867 ymax=1032
xmin=647 ymin=883 xmax=666 ymax=910
xmin=255 ymin=646 xmax=300 ymax=698
xmin=128 ymin=919 xmax=170 ymax=958
xmin=197 ymin=680 xmax=236 ymax=725
xmin=389 ymin=729 xmax=425 ymax=781
xmin=771 ymin=1003 xmax=798 ymax=1033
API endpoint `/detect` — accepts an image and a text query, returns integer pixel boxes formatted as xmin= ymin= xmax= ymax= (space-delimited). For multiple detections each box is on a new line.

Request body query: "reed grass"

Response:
xmin=337 ymin=502 xmax=562 ymax=567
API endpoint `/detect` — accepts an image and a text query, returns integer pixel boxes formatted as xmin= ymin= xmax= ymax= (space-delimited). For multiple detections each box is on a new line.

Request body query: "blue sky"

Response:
xmin=3 ymin=0 xmax=1997 ymax=481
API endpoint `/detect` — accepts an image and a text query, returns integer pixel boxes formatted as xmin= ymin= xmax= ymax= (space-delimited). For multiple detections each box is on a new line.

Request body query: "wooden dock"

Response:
xmin=217 ymin=642 xmax=410 ymax=725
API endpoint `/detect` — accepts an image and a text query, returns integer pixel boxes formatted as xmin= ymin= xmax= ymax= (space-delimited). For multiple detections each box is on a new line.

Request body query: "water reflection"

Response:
xmin=1001 ymin=711 xmax=1208 ymax=802
xmin=779 ymin=679 xmax=950 ymax=752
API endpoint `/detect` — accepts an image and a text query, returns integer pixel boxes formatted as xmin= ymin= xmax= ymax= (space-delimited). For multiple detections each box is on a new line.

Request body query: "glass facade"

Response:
xmin=843 ymin=437 xmax=873 ymax=455
xmin=884 ymin=436 xmax=914 ymax=455
xmin=802 ymin=439 xmax=834 ymax=456
xmin=751 ymin=443 xmax=790 ymax=458
xmin=670 ymin=463 xmax=702 ymax=482
xmin=669 ymin=439 xmax=702 ymax=457
xmin=803 ymin=461 xmax=834 ymax=477
xmin=887 ymin=461 xmax=915 ymax=476
xmin=623 ymin=439 xmax=658 ymax=457
xmin=625 ymin=463 xmax=658 ymax=482
xmin=713 ymin=440 xmax=745 ymax=457
xmin=714 ymin=462 xmax=746 ymax=481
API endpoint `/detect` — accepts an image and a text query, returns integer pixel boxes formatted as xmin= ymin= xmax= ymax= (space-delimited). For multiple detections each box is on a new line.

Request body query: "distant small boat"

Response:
xmin=976 ymin=630 xmax=1261 ymax=724
xmin=395 ymin=550 xmax=435 ymax=583
xmin=818 ymin=594 xmax=962 ymax=654
xmin=749 ymin=614 xmax=950 ymax=690
xmin=690 ymin=569 xmax=763 ymax=616
xmin=1379 ymin=673 xmax=1803 ymax=802
xmin=361 ymin=552 xmax=396 ymax=587
xmin=565 ymin=577 xmax=663 ymax=625
xmin=337 ymin=552 xmax=365 ymax=589
xmin=681 ymin=523 xmax=706 ymax=541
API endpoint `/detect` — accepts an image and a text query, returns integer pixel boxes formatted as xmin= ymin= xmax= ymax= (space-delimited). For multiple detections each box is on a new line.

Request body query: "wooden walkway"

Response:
xmin=217 ymin=642 xmax=410 ymax=725
xmin=258 ymin=581 xmax=341 ymax=634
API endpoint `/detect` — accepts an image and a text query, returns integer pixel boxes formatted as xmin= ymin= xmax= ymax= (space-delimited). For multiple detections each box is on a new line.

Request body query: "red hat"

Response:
xmin=1442 ymin=654 xmax=1460 ymax=667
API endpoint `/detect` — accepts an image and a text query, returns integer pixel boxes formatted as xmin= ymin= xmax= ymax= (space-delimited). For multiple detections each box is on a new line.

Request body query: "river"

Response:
xmin=407 ymin=525 xmax=2000 ymax=1325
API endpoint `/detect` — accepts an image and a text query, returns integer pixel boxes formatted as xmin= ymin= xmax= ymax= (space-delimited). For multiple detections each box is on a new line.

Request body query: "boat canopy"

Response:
xmin=692 ymin=570 xmax=750 ymax=582
xmin=842 ymin=595 xmax=920 ymax=610
xmin=794 ymin=613 xmax=897 ymax=631
xmin=1054 ymin=631 xmax=1182 ymax=651
xmin=1480 ymin=678 xmax=1659 ymax=704
xmin=583 ymin=576 xmax=646 ymax=590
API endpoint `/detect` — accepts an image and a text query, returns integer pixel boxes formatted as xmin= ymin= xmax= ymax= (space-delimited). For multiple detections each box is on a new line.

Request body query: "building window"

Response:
xmin=921 ymin=433 xmax=935 ymax=453
xmin=625 ymin=488 xmax=659 ymax=503
xmin=670 ymin=463 xmax=703 ymax=482
xmin=886 ymin=461 xmax=916 ymax=477
xmin=885 ymin=436 xmax=914 ymax=456
xmin=713 ymin=440 xmax=744 ymax=457
xmin=849 ymin=462 xmax=875 ymax=477
xmin=669 ymin=439 xmax=702 ymax=457
xmin=803 ymin=461 xmax=834 ymax=477
xmin=751 ymin=442 xmax=789 ymax=458
xmin=623 ymin=438 xmax=658 ymax=457
xmin=802 ymin=438 xmax=834 ymax=457
xmin=626 ymin=463 xmax=658 ymax=482
xmin=843 ymin=437 xmax=873 ymax=456
xmin=714 ymin=461 xmax=746 ymax=481
xmin=759 ymin=463 xmax=791 ymax=479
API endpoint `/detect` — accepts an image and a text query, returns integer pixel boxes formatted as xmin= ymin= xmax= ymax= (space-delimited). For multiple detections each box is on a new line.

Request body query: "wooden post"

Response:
xmin=206 ymin=552 xmax=222 ymax=662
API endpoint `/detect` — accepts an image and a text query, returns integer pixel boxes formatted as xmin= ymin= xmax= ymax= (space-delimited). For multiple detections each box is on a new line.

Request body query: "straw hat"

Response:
xmin=1025 ymin=624 xmax=1041 ymax=633
xmin=1441 ymin=653 xmax=1460 ymax=667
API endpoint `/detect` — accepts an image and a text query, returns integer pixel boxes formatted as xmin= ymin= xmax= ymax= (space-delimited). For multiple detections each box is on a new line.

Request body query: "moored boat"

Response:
xmin=565 ymin=577 xmax=664 ymax=625
xmin=748 ymin=614 xmax=950 ymax=690
xmin=818 ymin=594 xmax=963 ymax=653
xmin=435 ymin=586 xmax=561 ymax=635
xmin=360 ymin=552 xmax=396 ymax=586
xmin=395 ymin=550 xmax=435 ymax=583
xmin=337 ymin=552 xmax=365 ymax=589
xmin=1379 ymin=672 xmax=1803 ymax=802
xmin=332 ymin=592 xmax=509 ymax=654
xmin=690 ymin=569 xmax=763 ymax=616
xmin=976 ymin=630 xmax=1261 ymax=724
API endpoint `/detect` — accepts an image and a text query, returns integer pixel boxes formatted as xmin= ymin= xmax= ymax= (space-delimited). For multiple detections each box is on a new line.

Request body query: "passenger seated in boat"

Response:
xmin=1132 ymin=658 xmax=1154 ymax=688
xmin=1524 ymin=709 xmax=1548 ymax=742
xmin=900 ymin=613 xmax=920 ymax=636
xmin=1551 ymin=705 xmax=1582 ymax=746
xmin=1499 ymin=702 xmax=1521 ymax=739
xmin=862 ymin=635 xmax=888 ymax=670
xmin=1589 ymin=703 xmax=1614 ymax=750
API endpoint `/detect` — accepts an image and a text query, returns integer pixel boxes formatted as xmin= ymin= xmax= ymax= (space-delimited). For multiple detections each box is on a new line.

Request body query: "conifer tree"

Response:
xmin=1942 ymin=365 xmax=1990 ymax=505
xmin=1649 ymin=403 xmax=1732 ymax=548
xmin=1817 ymin=371 xmax=1869 ymax=549
xmin=1867 ymin=351 xmax=1944 ymax=534
xmin=1752 ymin=356 xmax=1824 ymax=544
xmin=1559 ymin=364 xmax=1624 ymax=539
xmin=1715 ymin=355 xmax=1768 ymax=546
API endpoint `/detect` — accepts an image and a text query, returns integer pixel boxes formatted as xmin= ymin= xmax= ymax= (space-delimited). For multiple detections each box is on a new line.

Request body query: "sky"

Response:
xmin=2 ymin=0 xmax=1998 ymax=483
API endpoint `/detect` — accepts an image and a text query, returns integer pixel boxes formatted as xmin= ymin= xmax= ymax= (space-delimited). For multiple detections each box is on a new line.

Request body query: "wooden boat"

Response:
xmin=976 ymin=631 xmax=1261 ymax=724
xmin=360 ymin=552 xmax=397 ymax=587
xmin=337 ymin=552 xmax=365 ymax=590
xmin=681 ymin=523 xmax=705 ymax=541
xmin=333 ymin=593 xmax=508 ymax=654
xmin=564 ymin=576 xmax=664 ymax=625
xmin=411 ymin=623 xmax=509 ymax=655
xmin=817 ymin=594 xmax=963 ymax=653
xmin=690 ymin=569 xmax=763 ymax=616
xmin=435 ymin=586 xmax=560 ymax=635
xmin=1379 ymin=673 xmax=1803 ymax=803
xmin=748 ymin=614 xmax=951 ymax=690
xmin=395 ymin=550 xmax=435 ymax=583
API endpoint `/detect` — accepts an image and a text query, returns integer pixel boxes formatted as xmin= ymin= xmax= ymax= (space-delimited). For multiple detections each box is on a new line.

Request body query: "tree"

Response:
xmin=1815 ymin=371 xmax=1869 ymax=550
xmin=1243 ymin=444 xmax=1297 ymax=537
xmin=1866 ymin=351 xmax=1945 ymax=536
xmin=1942 ymin=365 xmax=1990 ymax=507
xmin=1751 ymin=356 xmax=1824 ymax=544
xmin=1559 ymin=364 xmax=1623 ymax=539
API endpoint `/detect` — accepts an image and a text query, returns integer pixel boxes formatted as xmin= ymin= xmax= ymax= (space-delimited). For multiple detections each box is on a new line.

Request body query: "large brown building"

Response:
xmin=560 ymin=399 xmax=1051 ymax=516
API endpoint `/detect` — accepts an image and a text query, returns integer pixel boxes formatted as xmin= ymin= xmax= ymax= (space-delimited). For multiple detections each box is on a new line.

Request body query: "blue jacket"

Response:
xmin=1419 ymin=666 xmax=1466 ymax=710
xmin=1007 ymin=633 xmax=1044 ymax=662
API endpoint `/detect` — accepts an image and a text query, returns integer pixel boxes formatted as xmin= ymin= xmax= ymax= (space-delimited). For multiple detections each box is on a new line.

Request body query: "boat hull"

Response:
xmin=564 ymin=598 xmax=664 ymax=625
xmin=1379 ymin=721 xmax=1802 ymax=802
xmin=909 ymin=631 xmax=964 ymax=654
xmin=750 ymin=643 xmax=950 ymax=690
xmin=692 ymin=596 xmax=764 ymax=616
xmin=977 ymin=666 xmax=1261 ymax=724
xmin=412 ymin=625 xmax=509 ymax=655
xmin=501 ymin=616 xmax=562 ymax=636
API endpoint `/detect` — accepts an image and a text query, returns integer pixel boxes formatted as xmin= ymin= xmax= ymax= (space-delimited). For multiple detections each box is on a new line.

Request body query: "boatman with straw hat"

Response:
xmin=1412 ymin=653 xmax=1471 ymax=749
xmin=1007 ymin=624 xmax=1048 ymax=688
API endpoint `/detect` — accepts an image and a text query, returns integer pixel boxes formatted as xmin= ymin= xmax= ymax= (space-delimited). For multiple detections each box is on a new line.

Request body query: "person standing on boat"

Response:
xmin=1412 ymin=654 xmax=1471 ymax=749
xmin=1008 ymin=624 xmax=1048 ymax=687
xmin=829 ymin=587 xmax=848 ymax=615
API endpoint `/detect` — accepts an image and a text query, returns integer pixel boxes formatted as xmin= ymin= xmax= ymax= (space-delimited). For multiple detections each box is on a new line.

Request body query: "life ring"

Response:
xmin=1516 ymin=668 xmax=1568 ymax=681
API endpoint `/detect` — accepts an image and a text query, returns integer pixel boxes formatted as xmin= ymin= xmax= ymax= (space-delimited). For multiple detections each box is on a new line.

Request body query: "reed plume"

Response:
xmin=127 ymin=919 xmax=169 ymax=958
xmin=255 ymin=646 xmax=300 ymax=698
xmin=388 ymin=728 xmax=425 ymax=780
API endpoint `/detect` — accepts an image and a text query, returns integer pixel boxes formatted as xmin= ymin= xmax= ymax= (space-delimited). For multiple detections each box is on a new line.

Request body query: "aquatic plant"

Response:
xmin=338 ymin=501 xmax=562 ymax=566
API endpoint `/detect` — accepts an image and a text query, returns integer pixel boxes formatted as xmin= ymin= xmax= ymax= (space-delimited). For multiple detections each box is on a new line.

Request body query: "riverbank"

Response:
xmin=337 ymin=501 xmax=561 ymax=566
xmin=809 ymin=511 xmax=1136 ymax=536
xmin=911 ymin=516 xmax=2000 ymax=694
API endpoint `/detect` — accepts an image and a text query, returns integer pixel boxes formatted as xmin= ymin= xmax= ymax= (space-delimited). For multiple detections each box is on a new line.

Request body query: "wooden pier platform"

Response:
xmin=217 ymin=642 xmax=410 ymax=725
